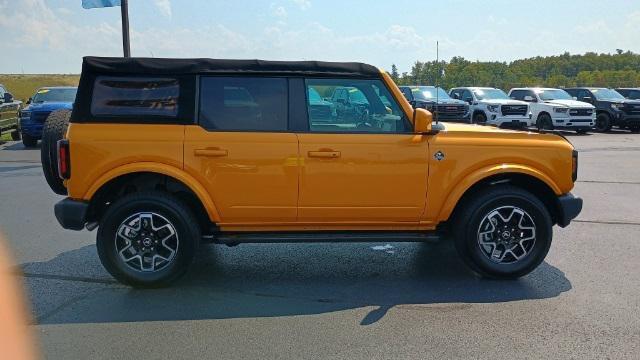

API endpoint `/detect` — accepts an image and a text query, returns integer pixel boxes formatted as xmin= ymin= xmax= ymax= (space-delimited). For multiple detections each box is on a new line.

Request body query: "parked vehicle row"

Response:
xmin=0 ymin=84 xmax=22 ymax=140
xmin=401 ymin=85 xmax=640 ymax=134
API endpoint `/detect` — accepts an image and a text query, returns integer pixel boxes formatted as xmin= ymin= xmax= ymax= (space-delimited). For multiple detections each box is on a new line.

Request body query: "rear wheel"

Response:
xmin=21 ymin=132 xmax=38 ymax=147
xmin=536 ymin=113 xmax=554 ymax=131
xmin=453 ymin=186 xmax=553 ymax=279
xmin=97 ymin=191 xmax=200 ymax=288
xmin=41 ymin=109 xmax=70 ymax=195
xmin=595 ymin=113 xmax=612 ymax=132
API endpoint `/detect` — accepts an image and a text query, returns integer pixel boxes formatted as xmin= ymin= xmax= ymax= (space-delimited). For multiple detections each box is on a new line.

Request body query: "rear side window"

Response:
xmin=199 ymin=77 xmax=288 ymax=131
xmin=91 ymin=76 xmax=180 ymax=117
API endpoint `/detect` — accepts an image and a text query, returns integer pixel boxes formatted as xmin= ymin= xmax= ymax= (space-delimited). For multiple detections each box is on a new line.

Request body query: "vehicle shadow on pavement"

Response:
xmin=20 ymin=241 xmax=571 ymax=326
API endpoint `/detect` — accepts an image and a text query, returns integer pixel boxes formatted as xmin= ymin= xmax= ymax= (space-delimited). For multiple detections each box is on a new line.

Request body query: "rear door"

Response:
xmin=184 ymin=76 xmax=299 ymax=224
xmin=296 ymin=78 xmax=429 ymax=223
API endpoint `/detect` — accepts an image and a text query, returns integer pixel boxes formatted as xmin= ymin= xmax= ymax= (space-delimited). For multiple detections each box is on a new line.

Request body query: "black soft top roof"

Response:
xmin=82 ymin=56 xmax=380 ymax=78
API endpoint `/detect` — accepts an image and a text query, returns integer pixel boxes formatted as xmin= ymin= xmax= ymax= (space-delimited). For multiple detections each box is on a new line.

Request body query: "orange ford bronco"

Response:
xmin=44 ymin=57 xmax=582 ymax=287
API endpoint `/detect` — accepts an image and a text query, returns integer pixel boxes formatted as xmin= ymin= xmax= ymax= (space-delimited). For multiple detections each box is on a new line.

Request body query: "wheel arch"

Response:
xmin=437 ymin=166 xmax=563 ymax=226
xmin=84 ymin=163 xmax=221 ymax=228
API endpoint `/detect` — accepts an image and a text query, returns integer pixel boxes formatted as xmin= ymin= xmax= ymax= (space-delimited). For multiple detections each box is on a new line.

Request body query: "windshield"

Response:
xmin=308 ymin=87 xmax=323 ymax=102
xmin=32 ymin=88 xmax=77 ymax=103
xmin=592 ymin=88 xmax=625 ymax=101
xmin=536 ymin=89 xmax=572 ymax=101
xmin=472 ymin=88 xmax=509 ymax=100
xmin=412 ymin=86 xmax=451 ymax=101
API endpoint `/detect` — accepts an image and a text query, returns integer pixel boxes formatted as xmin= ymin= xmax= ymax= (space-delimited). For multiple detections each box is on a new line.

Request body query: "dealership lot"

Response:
xmin=0 ymin=131 xmax=639 ymax=359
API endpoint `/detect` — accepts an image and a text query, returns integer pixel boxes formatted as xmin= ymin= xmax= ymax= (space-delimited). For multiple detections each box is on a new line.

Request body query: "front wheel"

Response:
xmin=536 ymin=113 xmax=554 ymax=131
xmin=453 ymin=186 xmax=553 ymax=279
xmin=473 ymin=112 xmax=487 ymax=124
xmin=21 ymin=132 xmax=38 ymax=147
xmin=97 ymin=191 xmax=201 ymax=288
xmin=595 ymin=113 xmax=612 ymax=132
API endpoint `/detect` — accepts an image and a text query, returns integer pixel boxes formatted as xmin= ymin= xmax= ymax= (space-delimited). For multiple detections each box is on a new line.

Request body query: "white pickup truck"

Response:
xmin=449 ymin=87 xmax=532 ymax=128
xmin=508 ymin=88 xmax=595 ymax=133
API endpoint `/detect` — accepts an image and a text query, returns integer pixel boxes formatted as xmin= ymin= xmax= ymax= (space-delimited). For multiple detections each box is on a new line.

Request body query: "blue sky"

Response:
xmin=1 ymin=0 xmax=640 ymax=74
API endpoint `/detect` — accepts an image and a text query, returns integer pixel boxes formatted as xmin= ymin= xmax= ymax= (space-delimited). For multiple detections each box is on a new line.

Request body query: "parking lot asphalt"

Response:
xmin=0 ymin=131 xmax=639 ymax=360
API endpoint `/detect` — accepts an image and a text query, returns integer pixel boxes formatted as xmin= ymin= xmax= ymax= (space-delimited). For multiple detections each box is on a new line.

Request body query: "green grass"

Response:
xmin=0 ymin=132 xmax=11 ymax=141
xmin=0 ymin=74 xmax=80 ymax=103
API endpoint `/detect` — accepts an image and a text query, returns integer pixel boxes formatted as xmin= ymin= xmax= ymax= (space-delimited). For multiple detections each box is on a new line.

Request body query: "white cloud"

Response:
xmin=271 ymin=5 xmax=287 ymax=19
xmin=290 ymin=0 xmax=311 ymax=10
xmin=153 ymin=0 xmax=172 ymax=18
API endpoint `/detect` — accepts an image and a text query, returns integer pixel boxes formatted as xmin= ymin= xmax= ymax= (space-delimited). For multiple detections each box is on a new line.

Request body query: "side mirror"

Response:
xmin=3 ymin=92 xmax=13 ymax=103
xmin=26 ymin=97 xmax=32 ymax=105
xmin=572 ymin=96 xmax=577 ymax=100
xmin=452 ymin=93 xmax=460 ymax=99
xmin=582 ymin=96 xmax=593 ymax=103
xmin=413 ymin=108 xmax=432 ymax=133
xmin=337 ymin=98 xmax=346 ymax=105
xmin=523 ymin=95 xmax=535 ymax=102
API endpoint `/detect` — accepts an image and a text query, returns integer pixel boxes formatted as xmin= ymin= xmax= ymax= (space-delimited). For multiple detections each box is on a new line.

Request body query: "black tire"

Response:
xmin=473 ymin=111 xmax=487 ymax=124
xmin=21 ymin=132 xmax=38 ymax=147
xmin=595 ymin=113 xmax=612 ymax=132
xmin=41 ymin=109 xmax=70 ymax=196
xmin=452 ymin=185 xmax=553 ymax=279
xmin=536 ymin=113 xmax=554 ymax=131
xmin=11 ymin=129 xmax=21 ymax=141
xmin=97 ymin=191 xmax=201 ymax=288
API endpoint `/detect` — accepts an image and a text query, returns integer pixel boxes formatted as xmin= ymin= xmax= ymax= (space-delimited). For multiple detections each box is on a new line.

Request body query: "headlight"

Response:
xmin=487 ymin=104 xmax=500 ymax=112
xmin=611 ymin=103 xmax=624 ymax=110
xmin=554 ymin=107 xmax=568 ymax=113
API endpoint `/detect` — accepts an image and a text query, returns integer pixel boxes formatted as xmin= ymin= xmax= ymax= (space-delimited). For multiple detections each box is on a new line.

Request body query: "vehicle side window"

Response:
xmin=91 ymin=76 xmax=180 ymax=117
xmin=630 ymin=90 xmax=640 ymax=99
xmin=401 ymin=88 xmax=413 ymax=100
xmin=305 ymin=78 xmax=410 ymax=133
xmin=0 ymin=86 xmax=5 ymax=99
xmin=199 ymin=77 xmax=288 ymax=131
xmin=577 ymin=89 xmax=591 ymax=100
xmin=510 ymin=90 xmax=524 ymax=101
xmin=462 ymin=90 xmax=473 ymax=103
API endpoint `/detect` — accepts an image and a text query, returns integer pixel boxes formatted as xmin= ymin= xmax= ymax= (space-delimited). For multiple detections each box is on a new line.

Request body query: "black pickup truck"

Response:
xmin=0 ymin=84 xmax=22 ymax=140
xmin=565 ymin=87 xmax=640 ymax=132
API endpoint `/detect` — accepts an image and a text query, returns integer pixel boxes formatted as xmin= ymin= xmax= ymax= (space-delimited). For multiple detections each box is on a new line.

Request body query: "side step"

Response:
xmin=211 ymin=231 xmax=443 ymax=246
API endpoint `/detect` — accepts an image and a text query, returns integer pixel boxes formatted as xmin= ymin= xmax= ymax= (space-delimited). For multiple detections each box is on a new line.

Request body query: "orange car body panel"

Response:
xmin=65 ymin=70 xmax=575 ymax=231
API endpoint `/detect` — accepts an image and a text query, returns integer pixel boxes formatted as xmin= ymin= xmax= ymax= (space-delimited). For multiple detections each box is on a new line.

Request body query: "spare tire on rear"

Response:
xmin=41 ymin=109 xmax=71 ymax=195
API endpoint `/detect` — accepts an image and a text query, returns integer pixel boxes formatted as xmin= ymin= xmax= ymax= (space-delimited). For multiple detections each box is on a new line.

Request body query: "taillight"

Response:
xmin=57 ymin=140 xmax=70 ymax=180
xmin=572 ymin=150 xmax=578 ymax=182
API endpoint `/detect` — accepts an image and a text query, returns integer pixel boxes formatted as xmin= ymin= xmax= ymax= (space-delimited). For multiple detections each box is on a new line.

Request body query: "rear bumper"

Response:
xmin=54 ymin=198 xmax=88 ymax=231
xmin=556 ymin=193 xmax=583 ymax=228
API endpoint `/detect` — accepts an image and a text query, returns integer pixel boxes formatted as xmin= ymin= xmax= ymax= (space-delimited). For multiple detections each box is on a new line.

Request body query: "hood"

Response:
xmin=23 ymin=101 xmax=73 ymax=112
xmin=622 ymin=99 xmax=640 ymax=106
xmin=419 ymin=98 xmax=466 ymax=105
xmin=480 ymin=98 xmax=528 ymax=106
xmin=543 ymin=99 xmax=593 ymax=108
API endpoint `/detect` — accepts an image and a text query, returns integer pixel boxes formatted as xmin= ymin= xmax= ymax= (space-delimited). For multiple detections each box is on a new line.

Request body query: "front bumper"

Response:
xmin=552 ymin=116 xmax=594 ymax=129
xmin=487 ymin=115 xmax=532 ymax=127
xmin=19 ymin=118 xmax=43 ymax=138
xmin=556 ymin=193 xmax=583 ymax=228
xmin=616 ymin=113 xmax=640 ymax=127
xmin=54 ymin=198 xmax=89 ymax=230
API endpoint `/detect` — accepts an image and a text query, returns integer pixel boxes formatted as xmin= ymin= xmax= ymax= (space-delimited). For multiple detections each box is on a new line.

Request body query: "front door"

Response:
xmin=184 ymin=76 xmax=298 ymax=224
xmin=297 ymin=78 xmax=429 ymax=223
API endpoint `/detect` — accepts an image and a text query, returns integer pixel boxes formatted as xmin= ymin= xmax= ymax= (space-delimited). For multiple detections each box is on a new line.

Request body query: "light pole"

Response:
xmin=120 ymin=0 xmax=130 ymax=57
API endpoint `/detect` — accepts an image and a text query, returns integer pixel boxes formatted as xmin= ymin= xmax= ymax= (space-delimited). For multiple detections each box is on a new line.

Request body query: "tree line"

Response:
xmin=390 ymin=51 xmax=640 ymax=90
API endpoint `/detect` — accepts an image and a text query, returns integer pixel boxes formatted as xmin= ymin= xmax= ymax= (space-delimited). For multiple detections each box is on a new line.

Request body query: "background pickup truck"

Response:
xmin=0 ymin=84 xmax=22 ymax=140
